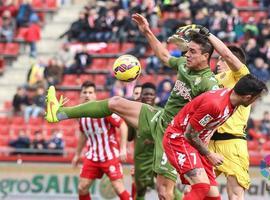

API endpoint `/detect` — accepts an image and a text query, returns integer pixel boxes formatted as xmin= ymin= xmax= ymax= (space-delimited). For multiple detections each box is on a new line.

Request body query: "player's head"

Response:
xmin=80 ymin=81 xmax=96 ymax=102
xmin=141 ymin=82 xmax=156 ymax=106
xmin=216 ymin=45 xmax=246 ymax=74
xmin=185 ymin=32 xmax=214 ymax=69
xmin=233 ymin=74 xmax=268 ymax=107
xmin=132 ymin=84 xmax=142 ymax=101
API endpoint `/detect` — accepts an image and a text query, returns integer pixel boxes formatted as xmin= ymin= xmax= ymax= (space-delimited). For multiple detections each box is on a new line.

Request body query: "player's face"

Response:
xmin=141 ymin=88 xmax=156 ymax=105
xmin=133 ymin=87 xmax=142 ymax=101
xmin=80 ymin=86 xmax=96 ymax=102
xmin=216 ymin=56 xmax=229 ymax=74
xmin=185 ymin=41 xmax=209 ymax=69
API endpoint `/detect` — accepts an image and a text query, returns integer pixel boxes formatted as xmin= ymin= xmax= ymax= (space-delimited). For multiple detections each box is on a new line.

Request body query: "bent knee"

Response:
xmin=108 ymin=96 xmax=124 ymax=111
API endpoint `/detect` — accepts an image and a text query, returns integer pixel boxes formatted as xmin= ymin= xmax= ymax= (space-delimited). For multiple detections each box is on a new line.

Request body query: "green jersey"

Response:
xmin=161 ymin=56 xmax=219 ymax=128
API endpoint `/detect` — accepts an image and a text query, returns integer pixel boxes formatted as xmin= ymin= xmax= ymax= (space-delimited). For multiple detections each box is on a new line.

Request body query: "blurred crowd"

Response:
xmin=9 ymin=128 xmax=64 ymax=155
xmin=2 ymin=0 xmax=270 ymax=155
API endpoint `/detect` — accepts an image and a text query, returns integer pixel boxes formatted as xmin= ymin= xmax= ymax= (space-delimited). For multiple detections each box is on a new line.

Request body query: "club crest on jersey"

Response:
xmin=177 ymin=152 xmax=186 ymax=167
xmin=199 ymin=114 xmax=213 ymax=127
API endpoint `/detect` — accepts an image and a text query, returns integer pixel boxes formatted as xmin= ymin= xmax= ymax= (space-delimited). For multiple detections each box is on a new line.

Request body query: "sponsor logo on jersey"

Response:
xmin=199 ymin=114 xmax=213 ymax=127
xmin=177 ymin=152 xmax=186 ymax=167
xmin=109 ymin=165 xmax=116 ymax=173
xmin=194 ymin=77 xmax=202 ymax=85
xmin=173 ymin=80 xmax=192 ymax=101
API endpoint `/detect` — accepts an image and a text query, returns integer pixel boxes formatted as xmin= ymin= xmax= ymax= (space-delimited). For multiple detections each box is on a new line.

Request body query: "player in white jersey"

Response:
xmin=71 ymin=81 xmax=131 ymax=200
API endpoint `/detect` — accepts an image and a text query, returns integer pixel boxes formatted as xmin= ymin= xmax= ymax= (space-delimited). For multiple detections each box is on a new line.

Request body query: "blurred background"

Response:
xmin=0 ymin=0 xmax=270 ymax=199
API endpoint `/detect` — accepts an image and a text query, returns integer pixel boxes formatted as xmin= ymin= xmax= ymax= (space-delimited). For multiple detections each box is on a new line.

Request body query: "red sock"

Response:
xmin=119 ymin=190 xmax=131 ymax=200
xmin=131 ymin=182 xmax=136 ymax=199
xmin=183 ymin=183 xmax=210 ymax=200
xmin=79 ymin=193 xmax=91 ymax=200
xmin=204 ymin=196 xmax=221 ymax=200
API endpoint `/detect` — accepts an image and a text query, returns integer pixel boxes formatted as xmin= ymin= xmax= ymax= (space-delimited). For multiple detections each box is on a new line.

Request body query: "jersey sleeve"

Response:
xmin=189 ymin=101 xmax=220 ymax=132
xmin=107 ymin=113 xmax=124 ymax=127
xmin=232 ymin=64 xmax=250 ymax=81
xmin=168 ymin=56 xmax=187 ymax=70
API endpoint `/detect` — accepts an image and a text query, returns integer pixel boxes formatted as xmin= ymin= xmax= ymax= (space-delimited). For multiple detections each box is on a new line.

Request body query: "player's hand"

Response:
xmin=119 ymin=147 xmax=127 ymax=162
xmin=132 ymin=13 xmax=150 ymax=34
xmin=71 ymin=155 xmax=80 ymax=168
xmin=177 ymin=24 xmax=210 ymax=37
xmin=206 ymin=152 xmax=223 ymax=166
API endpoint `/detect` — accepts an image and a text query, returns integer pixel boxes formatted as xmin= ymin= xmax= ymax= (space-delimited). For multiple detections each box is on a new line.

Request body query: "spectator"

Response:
xmin=260 ymin=111 xmax=270 ymax=139
xmin=16 ymin=0 xmax=33 ymax=28
xmin=242 ymin=38 xmax=261 ymax=65
xmin=0 ymin=0 xmax=18 ymax=17
xmin=27 ymin=60 xmax=45 ymax=87
xmin=243 ymin=17 xmax=259 ymax=38
xmin=25 ymin=13 xmax=41 ymax=58
xmin=44 ymin=58 xmax=64 ymax=86
xmin=58 ymin=43 xmax=74 ymax=72
xmin=59 ymin=11 xmax=89 ymax=42
xmin=12 ymin=86 xmax=30 ymax=116
xmin=111 ymin=9 xmax=131 ymax=42
xmin=9 ymin=129 xmax=30 ymax=154
xmin=156 ymin=79 xmax=173 ymax=107
xmin=0 ymin=10 xmax=16 ymax=42
xmin=47 ymin=129 xmax=64 ymax=155
xmin=110 ymin=80 xmax=126 ymax=97
xmin=24 ymin=86 xmax=46 ymax=122
xmin=68 ymin=46 xmax=92 ymax=74
xmin=145 ymin=55 xmax=162 ymax=74
xmin=31 ymin=130 xmax=47 ymax=154
xmin=249 ymin=57 xmax=270 ymax=82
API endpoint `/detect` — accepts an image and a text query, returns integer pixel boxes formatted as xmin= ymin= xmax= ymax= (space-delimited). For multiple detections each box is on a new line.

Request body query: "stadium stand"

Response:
xmin=0 ymin=0 xmax=270 ymax=168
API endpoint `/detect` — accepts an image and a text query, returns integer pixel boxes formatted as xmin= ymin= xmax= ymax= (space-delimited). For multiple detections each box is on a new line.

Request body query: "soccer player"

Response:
xmin=46 ymin=14 xmax=219 ymax=199
xmin=209 ymin=45 xmax=251 ymax=199
xmin=128 ymin=82 xmax=158 ymax=200
xmin=163 ymin=74 xmax=268 ymax=200
xmin=71 ymin=81 xmax=131 ymax=200
xmin=132 ymin=84 xmax=142 ymax=101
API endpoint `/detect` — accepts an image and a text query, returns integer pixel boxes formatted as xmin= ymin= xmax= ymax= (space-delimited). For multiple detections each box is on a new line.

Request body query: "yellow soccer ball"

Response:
xmin=113 ymin=54 xmax=141 ymax=82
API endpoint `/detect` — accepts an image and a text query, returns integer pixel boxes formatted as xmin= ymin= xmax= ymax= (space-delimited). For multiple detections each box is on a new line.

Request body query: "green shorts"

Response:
xmin=138 ymin=104 xmax=177 ymax=182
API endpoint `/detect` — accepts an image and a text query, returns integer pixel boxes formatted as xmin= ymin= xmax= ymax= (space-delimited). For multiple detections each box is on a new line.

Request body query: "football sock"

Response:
xmin=183 ymin=183 xmax=210 ymax=200
xmin=131 ymin=182 xmax=136 ymax=199
xmin=79 ymin=193 xmax=91 ymax=200
xmin=204 ymin=196 xmax=221 ymax=200
xmin=119 ymin=190 xmax=131 ymax=200
xmin=136 ymin=196 xmax=145 ymax=200
xmin=57 ymin=99 xmax=112 ymax=120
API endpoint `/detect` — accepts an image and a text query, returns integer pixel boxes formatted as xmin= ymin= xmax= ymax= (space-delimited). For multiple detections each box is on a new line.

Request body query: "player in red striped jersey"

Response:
xmin=163 ymin=74 xmax=267 ymax=200
xmin=71 ymin=81 xmax=131 ymax=200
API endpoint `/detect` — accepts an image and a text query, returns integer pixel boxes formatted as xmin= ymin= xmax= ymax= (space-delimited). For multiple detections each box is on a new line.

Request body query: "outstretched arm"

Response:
xmin=132 ymin=13 xmax=171 ymax=66
xmin=208 ymin=33 xmax=243 ymax=72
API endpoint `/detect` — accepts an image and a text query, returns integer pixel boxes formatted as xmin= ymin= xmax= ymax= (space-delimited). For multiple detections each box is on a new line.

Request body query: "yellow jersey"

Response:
xmin=215 ymin=65 xmax=250 ymax=137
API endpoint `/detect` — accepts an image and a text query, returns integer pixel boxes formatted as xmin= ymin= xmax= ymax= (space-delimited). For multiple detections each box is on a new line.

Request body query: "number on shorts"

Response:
xmin=161 ymin=153 xmax=168 ymax=165
xmin=190 ymin=153 xmax=197 ymax=165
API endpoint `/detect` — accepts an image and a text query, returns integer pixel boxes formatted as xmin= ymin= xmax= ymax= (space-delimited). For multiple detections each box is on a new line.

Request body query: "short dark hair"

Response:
xmin=234 ymin=74 xmax=268 ymax=96
xmin=81 ymin=81 xmax=96 ymax=91
xmin=142 ymin=82 xmax=156 ymax=91
xmin=189 ymin=32 xmax=214 ymax=63
xmin=228 ymin=45 xmax=246 ymax=64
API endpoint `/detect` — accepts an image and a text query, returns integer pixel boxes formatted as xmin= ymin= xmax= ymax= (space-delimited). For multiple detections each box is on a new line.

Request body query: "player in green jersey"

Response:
xmin=45 ymin=14 xmax=218 ymax=199
xmin=128 ymin=82 xmax=158 ymax=200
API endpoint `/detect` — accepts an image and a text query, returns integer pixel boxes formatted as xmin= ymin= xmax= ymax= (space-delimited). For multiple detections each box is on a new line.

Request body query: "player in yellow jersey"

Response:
xmin=174 ymin=25 xmax=251 ymax=199
xmin=209 ymin=45 xmax=250 ymax=200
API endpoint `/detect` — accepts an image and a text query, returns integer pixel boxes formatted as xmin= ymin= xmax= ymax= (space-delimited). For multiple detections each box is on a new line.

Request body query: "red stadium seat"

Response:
xmin=11 ymin=116 xmax=24 ymax=125
xmin=65 ymin=137 xmax=78 ymax=148
xmin=0 ymin=43 xmax=5 ymax=54
xmin=97 ymin=91 xmax=110 ymax=99
xmin=262 ymin=141 xmax=270 ymax=151
xmin=28 ymin=117 xmax=43 ymax=126
xmin=4 ymin=43 xmax=19 ymax=56
xmin=106 ymin=43 xmax=120 ymax=53
xmin=0 ymin=125 xmax=10 ymax=136
xmin=0 ymin=116 xmax=10 ymax=125
xmin=46 ymin=0 xmax=57 ymax=8
xmin=62 ymin=74 xmax=78 ymax=85
xmin=247 ymin=140 xmax=259 ymax=151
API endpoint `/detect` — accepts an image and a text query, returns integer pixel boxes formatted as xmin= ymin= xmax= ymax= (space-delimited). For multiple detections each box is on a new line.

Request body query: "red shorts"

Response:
xmin=163 ymin=134 xmax=217 ymax=186
xmin=80 ymin=158 xmax=123 ymax=181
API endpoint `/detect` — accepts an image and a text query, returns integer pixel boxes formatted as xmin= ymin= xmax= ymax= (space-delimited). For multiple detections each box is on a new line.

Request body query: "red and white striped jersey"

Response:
xmin=79 ymin=114 xmax=123 ymax=162
xmin=166 ymin=88 xmax=237 ymax=144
